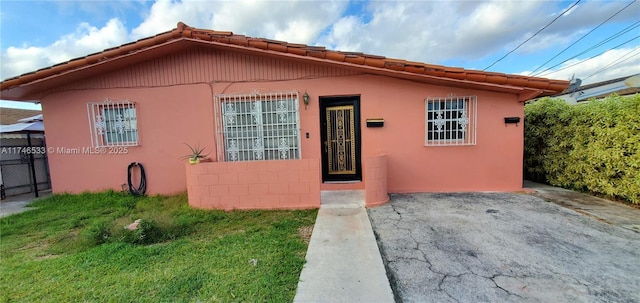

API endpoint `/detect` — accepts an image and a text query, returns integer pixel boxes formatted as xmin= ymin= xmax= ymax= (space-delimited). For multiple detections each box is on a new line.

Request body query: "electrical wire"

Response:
xmin=534 ymin=21 xmax=640 ymax=76
xmin=538 ymin=35 xmax=640 ymax=77
xmin=583 ymin=47 xmax=640 ymax=81
xmin=483 ymin=0 xmax=581 ymax=71
xmin=528 ymin=0 xmax=637 ymax=76
xmin=127 ymin=162 xmax=147 ymax=196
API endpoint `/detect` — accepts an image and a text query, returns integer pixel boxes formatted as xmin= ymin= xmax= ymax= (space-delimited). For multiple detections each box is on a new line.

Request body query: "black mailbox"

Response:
xmin=366 ymin=118 xmax=384 ymax=127
xmin=504 ymin=117 xmax=521 ymax=125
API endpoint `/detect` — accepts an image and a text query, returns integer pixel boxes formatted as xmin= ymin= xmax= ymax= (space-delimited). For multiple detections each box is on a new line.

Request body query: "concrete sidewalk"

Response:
xmin=294 ymin=191 xmax=395 ymax=303
xmin=0 ymin=190 xmax=51 ymax=218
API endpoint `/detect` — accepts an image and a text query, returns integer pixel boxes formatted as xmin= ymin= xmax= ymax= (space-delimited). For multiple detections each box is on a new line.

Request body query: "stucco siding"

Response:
xmin=42 ymin=83 xmax=215 ymax=195
xmin=40 ymin=52 xmax=524 ymax=196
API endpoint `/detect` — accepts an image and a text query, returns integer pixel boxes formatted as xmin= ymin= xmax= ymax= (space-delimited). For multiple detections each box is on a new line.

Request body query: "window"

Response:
xmin=215 ymin=91 xmax=301 ymax=161
xmin=425 ymin=96 xmax=476 ymax=146
xmin=87 ymin=99 xmax=139 ymax=147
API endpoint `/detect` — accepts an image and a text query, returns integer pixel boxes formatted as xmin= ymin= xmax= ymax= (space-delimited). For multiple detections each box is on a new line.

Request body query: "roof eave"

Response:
xmin=0 ymin=38 xmax=193 ymax=101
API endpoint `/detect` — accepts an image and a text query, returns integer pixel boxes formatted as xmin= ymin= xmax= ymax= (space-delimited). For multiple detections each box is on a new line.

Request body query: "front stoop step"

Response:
xmin=320 ymin=190 xmax=365 ymax=209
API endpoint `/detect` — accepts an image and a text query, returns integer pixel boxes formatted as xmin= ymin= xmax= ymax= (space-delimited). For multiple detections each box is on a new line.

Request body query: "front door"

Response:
xmin=320 ymin=96 xmax=362 ymax=182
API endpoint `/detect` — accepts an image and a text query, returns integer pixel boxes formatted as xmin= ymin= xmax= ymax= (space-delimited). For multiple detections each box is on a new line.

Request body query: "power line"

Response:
xmin=583 ymin=47 xmax=640 ymax=81
xmin=483 ymin=0 xmax=581 ymax=71
xmin=539 ymin=35 xmax=640 ymax=77
xmin=533 ymin=21 xmax=640 ymax=76
xmin=528 ymin=0 xmax=637 ymax=76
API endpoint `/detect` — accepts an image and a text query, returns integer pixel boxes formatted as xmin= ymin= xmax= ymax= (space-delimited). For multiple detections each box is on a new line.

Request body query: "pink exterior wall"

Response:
xmin=41 ymin=83 xmax=216 ymax=194
xmin=185 ymin=159 xmax=320 ymax=210
xmin=365 ymin=154 xmax=389 ymax=207
xmin=39 ymin=46 xmax=525 ymax=202
xmin=221 ymin=75 xmax=524 ymax=193
xmin=313 ymin=76 xmax=524 ymax=193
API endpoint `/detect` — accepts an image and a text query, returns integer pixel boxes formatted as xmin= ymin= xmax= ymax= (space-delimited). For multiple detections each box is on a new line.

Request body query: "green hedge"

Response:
xmin=524 ymin=94 xmax=640 ymax=204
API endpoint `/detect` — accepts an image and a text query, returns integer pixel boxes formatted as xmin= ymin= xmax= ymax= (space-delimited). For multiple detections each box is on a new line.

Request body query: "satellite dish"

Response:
xmin=567 ymin=77 xmax=582 ymax=94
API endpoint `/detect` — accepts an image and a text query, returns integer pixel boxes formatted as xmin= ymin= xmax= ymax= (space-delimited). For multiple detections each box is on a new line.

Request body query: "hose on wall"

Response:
xmin=127 ymin=162 xmax=147 ymax=196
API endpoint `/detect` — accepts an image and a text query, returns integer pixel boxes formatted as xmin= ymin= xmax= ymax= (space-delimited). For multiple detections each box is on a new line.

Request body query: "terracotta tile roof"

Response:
xmin=0 ymin=22 xmax=569 ymax=95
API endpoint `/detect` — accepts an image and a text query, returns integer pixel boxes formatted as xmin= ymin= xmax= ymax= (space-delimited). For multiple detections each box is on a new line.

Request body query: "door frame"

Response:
xmin=319 ymin=95 xmax=362 ymax=182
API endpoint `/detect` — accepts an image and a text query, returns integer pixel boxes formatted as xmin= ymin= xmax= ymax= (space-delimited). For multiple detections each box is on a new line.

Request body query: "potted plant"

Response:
xmin=182 ymin=143 xmax=210 ymax=164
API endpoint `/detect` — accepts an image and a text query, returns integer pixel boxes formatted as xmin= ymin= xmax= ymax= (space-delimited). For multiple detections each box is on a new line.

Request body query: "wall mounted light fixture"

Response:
xmin=302 ymin=91 xmax=310 ymax=109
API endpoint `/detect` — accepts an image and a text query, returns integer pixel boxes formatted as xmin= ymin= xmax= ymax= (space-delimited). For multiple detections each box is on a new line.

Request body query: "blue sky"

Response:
xmin=1 ymin=0 xmax=639 ymax=110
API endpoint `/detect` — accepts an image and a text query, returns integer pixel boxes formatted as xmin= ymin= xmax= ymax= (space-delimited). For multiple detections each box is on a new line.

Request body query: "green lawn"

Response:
xmin=0 ymin=191 xmax=317 ymax=302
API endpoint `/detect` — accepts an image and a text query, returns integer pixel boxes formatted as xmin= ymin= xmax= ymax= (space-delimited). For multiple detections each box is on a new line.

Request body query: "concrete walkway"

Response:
xmin=294 ymin=190 xmax=395 ymax=303
xmin=0 ymin=190 xmax=51 ymax=218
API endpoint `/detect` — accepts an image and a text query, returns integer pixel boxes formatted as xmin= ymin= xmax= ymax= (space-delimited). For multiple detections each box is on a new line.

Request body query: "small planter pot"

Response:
xmin=189 ymin=158 xmax=200 ymax=165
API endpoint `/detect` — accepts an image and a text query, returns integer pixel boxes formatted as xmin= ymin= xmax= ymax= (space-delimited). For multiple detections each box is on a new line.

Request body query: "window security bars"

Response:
xmin=425 ymin=96 xmax=477 ymax=146
xmin=87 ymin=99 xmax=139 ymax=147
xmin=215 ymin=91 xmax=301 ymax=162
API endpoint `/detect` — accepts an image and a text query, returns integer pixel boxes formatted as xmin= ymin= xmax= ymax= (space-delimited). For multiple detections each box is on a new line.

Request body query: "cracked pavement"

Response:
xmin=368 ymin=193 xmax=640 ymax=303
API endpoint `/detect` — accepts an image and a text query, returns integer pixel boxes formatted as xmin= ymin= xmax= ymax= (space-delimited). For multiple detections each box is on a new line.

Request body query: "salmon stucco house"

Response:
xmin=0 ymin=22 xmax=569 ymax=210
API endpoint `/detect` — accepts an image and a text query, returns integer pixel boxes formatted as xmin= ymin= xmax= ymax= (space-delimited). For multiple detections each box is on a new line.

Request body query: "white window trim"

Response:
xmin=425 ymin=95 xmax=477 ymax=146
xmin=214 ymin=90 xmax=302 ymax=162
xmin=87 ymin=99 xmax=139 ymax=147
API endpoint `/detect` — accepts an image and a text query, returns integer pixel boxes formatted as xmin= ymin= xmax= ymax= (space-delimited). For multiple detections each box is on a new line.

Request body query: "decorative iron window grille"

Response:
xmin=87 ymin=99 xmax=139 ymax=147
xmin=215 ymin=90 xmax=301 ymax=161
xmin=425 ymin=96 xmax=477 ymax=146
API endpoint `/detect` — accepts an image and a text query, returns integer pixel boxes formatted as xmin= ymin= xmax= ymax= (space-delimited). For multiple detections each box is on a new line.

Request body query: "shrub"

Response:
xmin=77 ymin=193 xmax=200 ymax=247
xmin=524 ymin=94 xmax=640 ymax=204
xmin=82 ymin=220 xmax=112 ymax=246
xmin=112 ymin=219 xmax=164 ymax=245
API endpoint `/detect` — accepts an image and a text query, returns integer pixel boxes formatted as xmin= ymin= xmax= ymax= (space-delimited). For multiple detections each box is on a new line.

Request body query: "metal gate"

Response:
xmin=320 ymin=96 xmax=362 ymax=182
xmin=325 ymin=105 xmax=357 ymax=175
xmin=0 ymin=145 xmax=51 ymax=197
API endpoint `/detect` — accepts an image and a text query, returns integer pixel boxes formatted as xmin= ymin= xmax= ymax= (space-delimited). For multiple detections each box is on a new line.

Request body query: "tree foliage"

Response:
xmin=524 ymin=94 xmax=640 ymax=204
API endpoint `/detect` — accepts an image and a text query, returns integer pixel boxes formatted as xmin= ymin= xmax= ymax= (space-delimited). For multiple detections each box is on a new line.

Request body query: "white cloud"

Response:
xmin=131 ymin=0 xmax=347 ymax=44
xmin=1 ymin=0 xmax=348 ymax=81
xmin=319 ymin=15 xmax=363 ymax=51
xmin=130 ymin=0 xmax=206 ymax=39
xmin=210 ymin=0 xmax=346 ymax=44
xmin=1 ymin=18 xmax=128 ymax=80
xmin=3 ymin=46 xmax=48 ymax=79
xmin=317 ymin=0 xmax=640 ymax=65
xmin=317 ymin=1 xmax=555 ymax=62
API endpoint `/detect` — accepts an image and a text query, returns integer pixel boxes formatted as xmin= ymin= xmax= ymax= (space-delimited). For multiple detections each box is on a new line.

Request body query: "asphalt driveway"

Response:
xmin=368 ymin=193 xmax=640 ymax=303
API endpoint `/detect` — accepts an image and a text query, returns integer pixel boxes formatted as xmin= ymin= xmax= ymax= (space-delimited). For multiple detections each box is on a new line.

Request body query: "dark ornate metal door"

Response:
xmin=320 ymin=96 xmax=361 ymax=182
